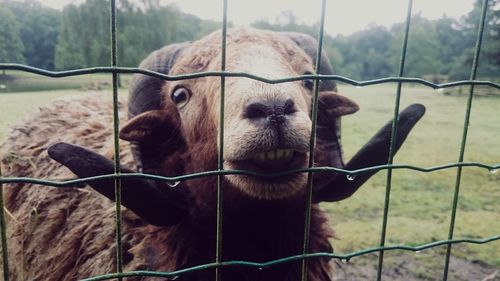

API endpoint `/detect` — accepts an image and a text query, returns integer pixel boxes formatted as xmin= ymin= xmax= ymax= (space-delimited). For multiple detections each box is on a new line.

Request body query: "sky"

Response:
xmin=38 ymin=0 xmax=476 ymax=35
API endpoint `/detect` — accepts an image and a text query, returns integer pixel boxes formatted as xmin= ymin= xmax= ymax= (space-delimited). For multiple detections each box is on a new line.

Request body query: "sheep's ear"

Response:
xmin=120 ymin=107 xmax=185 ymax=175
xmin=120 ymin=110 xmax=173 ymax=141
xmin=48 ymin=142 xmax=187 ymax=226
xmin=126 ymin=42 xmax=190 ymax=173
xmin=318 ymin=91 xmax=359 ymax=120
xmin=312 ymin=91 xmax=358 ymax=189
xmin=313 ymin=104 xmax=426 ymax=202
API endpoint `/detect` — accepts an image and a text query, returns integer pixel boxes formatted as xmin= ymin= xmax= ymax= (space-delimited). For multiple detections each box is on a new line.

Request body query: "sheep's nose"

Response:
xmin=243 ymin=99 xmax=296 ymax=126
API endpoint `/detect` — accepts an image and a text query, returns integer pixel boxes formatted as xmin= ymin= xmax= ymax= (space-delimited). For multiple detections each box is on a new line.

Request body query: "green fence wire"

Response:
xmin=0 ymin=161 xmax=8 ymax=281
xmin=109 ymin=1 xmax=124 ymax=279
xmin=442 ymin=0 xmax=492 ymax=280
xmin=0 ymin=0 xmax=499 ymax=280
xmin=216 ymin=2 xmax=228 ymax=281
xmin=302 ymin=1 xmax=327 ymax=280
xmin=377 ymin=0 xmax=414 ymax=280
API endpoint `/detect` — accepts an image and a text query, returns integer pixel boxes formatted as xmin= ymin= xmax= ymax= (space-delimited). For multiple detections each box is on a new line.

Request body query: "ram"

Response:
xmin=0 ymin=28 xmax=425 ymax=281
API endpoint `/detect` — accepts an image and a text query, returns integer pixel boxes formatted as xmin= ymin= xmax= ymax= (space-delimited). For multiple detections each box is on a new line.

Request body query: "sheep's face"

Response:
xmin=167 ymin=31 xmax=317 ymax=200
xmin=121 ymin=28 xmax=358 ymax=200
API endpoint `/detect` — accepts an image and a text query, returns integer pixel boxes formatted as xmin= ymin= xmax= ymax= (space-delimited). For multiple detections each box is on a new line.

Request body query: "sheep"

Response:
xmin=0 ymin=27 xmax=425 ymax=281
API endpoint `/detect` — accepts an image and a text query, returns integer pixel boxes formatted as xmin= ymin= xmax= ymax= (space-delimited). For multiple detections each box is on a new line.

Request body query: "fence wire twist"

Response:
xmin=0 ymin=0 xmax=499 ymax=280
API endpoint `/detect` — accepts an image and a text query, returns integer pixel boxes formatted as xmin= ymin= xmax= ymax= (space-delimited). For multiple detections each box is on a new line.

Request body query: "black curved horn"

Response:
xmin=128 ymin=42 xmax=191 ymax=118
xmin=127 ymin=42 xmax=191 ymax=173
xmin=48 ymin=142 xmax=187 ymax=226
xmin=281 ymin=32 xmax=338 ymax=91
xmin=313 ymin=103 xmax=426 ymax=202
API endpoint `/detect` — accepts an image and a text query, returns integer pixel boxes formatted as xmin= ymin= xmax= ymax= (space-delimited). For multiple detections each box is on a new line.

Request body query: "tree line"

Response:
xmin=0 ymin=0 xmax=498 ymax=81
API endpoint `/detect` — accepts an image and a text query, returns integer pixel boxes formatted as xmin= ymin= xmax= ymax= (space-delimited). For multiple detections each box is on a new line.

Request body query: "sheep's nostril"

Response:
xmin=243 ymin=99 xmax=296 ymax=126
xmin=243 ymin=102 xmax=270 ymax=120
xmin=282 ymin=99 xmax=296 ymax=115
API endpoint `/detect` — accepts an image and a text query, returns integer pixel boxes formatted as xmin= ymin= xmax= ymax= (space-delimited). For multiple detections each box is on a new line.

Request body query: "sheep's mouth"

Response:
xmin=224 ymin=149 xmax=309 ymax=199
xmin=231 ymin=149 xmax=307 ymax=175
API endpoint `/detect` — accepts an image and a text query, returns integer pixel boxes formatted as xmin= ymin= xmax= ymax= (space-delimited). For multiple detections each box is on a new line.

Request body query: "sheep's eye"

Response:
xmin=302 ymin=72 xmax=315 ymax=91
xmin=171 ymin=87 xmax=191 ymax=107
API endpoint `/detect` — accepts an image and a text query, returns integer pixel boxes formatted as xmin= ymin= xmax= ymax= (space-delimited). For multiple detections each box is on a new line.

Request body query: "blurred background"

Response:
xmin=0 ymin=0 xmax=498 ymax=80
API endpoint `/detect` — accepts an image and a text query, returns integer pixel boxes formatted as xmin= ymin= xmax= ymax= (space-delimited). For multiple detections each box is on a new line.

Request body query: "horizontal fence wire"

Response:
xmin=0 ymin=0 xmax=499 ymax=280
xmin=1 ymin=163 xmax=498 ymax=187
xmin=1 ymin=63 xmax=500 ymax=89
xmin=74 ymin=234 xmax=500 ymax=281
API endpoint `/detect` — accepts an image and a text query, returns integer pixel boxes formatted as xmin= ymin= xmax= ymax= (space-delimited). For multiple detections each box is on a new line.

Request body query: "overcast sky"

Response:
xmin=38 ymin=0 xmax=476 ymax=35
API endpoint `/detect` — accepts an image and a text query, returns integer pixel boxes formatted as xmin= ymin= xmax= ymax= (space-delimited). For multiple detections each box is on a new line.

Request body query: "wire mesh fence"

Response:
xmin=0 ymin=0 xmax=499 ymax=280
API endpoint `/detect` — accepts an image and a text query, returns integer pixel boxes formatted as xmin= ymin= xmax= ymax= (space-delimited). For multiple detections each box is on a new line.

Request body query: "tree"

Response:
xmin=433 ymin=16 xmax=468 ymax=75
xmin=9 ymin=0 xmax=494 ymax=80
xmin=330 ymin=25 xmax=394 ymax=80
xmin=55 ymin=0 xmax=220 ymax=69
xmin=54 ymin=5 xmax=87 ymax=69
xmin=389 ymin=15 xmax=440 ymax=78
xmin=4 ymin=0 xmax=61 ymax=70
xmin=449 ymin=0 xmax=500 ymax=79
xmin=117 ymin=3 xmax=181 ymax=67
xmin=55 ymin=0 xmax=110 ymax=69
xmin=0 ymin=6 xmax=25 ymax=67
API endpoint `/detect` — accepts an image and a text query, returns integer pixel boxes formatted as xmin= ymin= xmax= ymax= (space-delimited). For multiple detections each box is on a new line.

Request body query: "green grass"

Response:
xmin=0 ymin=71 xmax=133 ymax=93
xmin=0 ymin=83 xmax=499 ymax=277
xmin=322 ymin=83 xmax=500 ymax=277
xmin=0 ymin=90 xmax=83 ymax=141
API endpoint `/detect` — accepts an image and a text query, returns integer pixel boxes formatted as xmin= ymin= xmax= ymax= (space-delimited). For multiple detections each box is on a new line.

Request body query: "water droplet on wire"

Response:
xmin=490 ymin=169 xmax=498 ymax=174
xmin=167 ymin=181 xmax=181 ymax=188
xmin=346 ymin=174 xmax=356 ymax=181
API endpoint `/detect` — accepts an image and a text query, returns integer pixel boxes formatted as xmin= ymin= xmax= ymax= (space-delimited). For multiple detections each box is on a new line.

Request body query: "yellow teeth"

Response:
xmin=254 ymin=149 xmax=293 ymax=161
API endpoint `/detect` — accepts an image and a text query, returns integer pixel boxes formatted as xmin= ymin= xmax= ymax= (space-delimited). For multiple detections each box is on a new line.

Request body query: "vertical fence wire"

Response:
xmin=110 ymin=0 xmax=124 ymax=278
xmin=215 ymin=1 xmax=228 ymax=281
xmin=0 ymin=164 xmax=8 ymax=281
xmin=301 ymin=1 xmax=327 ymax=281
xmin=376 ymin=0 xmax=413 ymax=280
xmin=442 ymin=0 xmax=489 ymax=280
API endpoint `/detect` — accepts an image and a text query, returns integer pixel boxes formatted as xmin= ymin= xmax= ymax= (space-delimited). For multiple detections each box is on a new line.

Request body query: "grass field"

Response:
xmin=0 ymin=81 xmax=499 ymax=280
xmin=0 ymin=71 xmax=133 ymax=93
xmin=326 ymin=83 xmax=500 ymax=279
